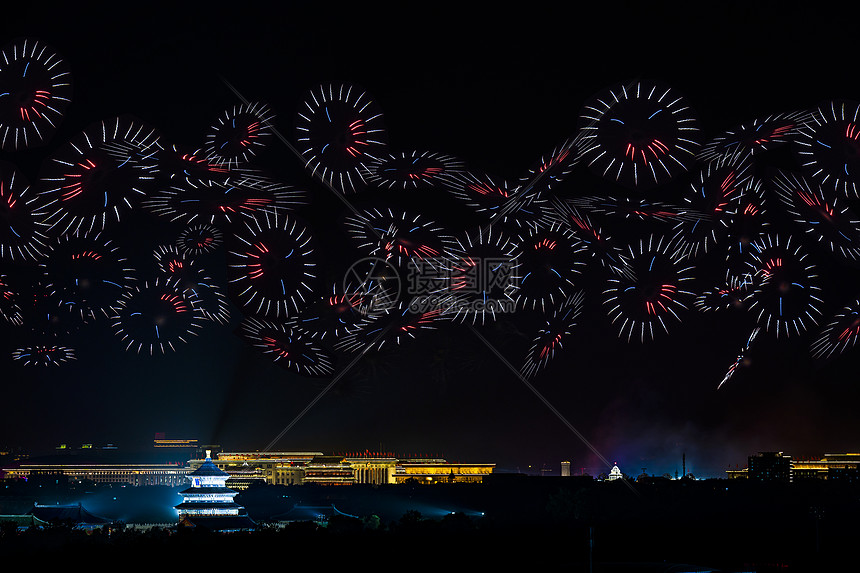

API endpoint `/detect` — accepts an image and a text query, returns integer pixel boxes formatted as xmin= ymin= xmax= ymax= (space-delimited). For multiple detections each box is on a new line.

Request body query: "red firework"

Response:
xmin=810 ymin=299 xmax=860 ymax=360
xmin=0 ymin=160 xmax=51 ymax=261
xmin=743 ymin=234 xmax=824 ymax=338
xmin=238 ymin=315 xmax=335 ymax=377
xmin=203 ymin=101 xmax=275 ymax=167
xmin=40 ymin=230 xmax=136 ymax=322
xmin=38 ymin=116 xmax=160 ymax=235
xmin=110 ymin=277 xmax=205 ymax=355
xmin=227 ymin=211 xmax=317 ymax=318
xmin=698 ymin=109 xmax=813 ymax=163
xmin=0 ymin=38 xmax=72 ymax=150
xmin=578 ymin=80 xmax=701 ymax=190
xmin=672 ymin=152 xmax=754 ymax=259
xmin=794 ymin=100 xmax=860 ymax=198
xmin=295 ymin=83 xmax=388 ymax=193
xmin=11 ymin=344 xmax=76 ymax=366
xmin=365 ymin=150 xmax=465 ymax=190
xmin=603 ymin=235 xmax=695 ymax=343
xmin=176 ymin=223 xmax=223 ymax=256
xmin=521 ymin=291 xmax=584 ymax=379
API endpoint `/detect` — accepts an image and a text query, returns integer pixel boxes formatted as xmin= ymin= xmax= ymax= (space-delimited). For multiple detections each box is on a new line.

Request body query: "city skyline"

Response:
xmin=2 ymin=5 xmax=860 ymax=482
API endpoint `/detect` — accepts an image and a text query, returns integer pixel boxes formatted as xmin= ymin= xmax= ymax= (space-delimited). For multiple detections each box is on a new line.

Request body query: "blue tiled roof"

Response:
xmin=189 ymin=458 xmax=230 ymax=478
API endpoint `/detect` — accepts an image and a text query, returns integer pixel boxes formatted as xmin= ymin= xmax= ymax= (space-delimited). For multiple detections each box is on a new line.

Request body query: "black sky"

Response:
xmin=2 ymin=3 xmax=860 ymax=477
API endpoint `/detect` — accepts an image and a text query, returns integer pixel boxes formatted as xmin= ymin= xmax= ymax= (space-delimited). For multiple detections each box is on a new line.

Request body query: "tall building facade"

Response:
xmin=748 ymin=452 xmax=791 ymax=482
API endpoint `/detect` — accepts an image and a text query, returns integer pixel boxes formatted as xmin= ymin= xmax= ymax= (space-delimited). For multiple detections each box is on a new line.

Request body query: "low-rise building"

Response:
xmin=3 ymin=450 xmax=496 ymax=487
xmin=3 ymin=463 xmax=191 ymax=486
xmin=393 ymin=460 xmax=495 ymax=484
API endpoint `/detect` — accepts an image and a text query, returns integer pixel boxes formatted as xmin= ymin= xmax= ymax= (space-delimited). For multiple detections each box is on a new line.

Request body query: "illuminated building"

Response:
xmin=726 ymin=466 xmax=748 ymax=479
xmin=344 ymin=452 xmax=397 ymax=484
xmin=212 ymin=452 xmax=322 ymax=463
xmin=175 ymin=450 xmax=255 ymax=531
xmin=153 ymin=435 xmax=203 ymax=462
xmin=303 ymin=456 xmax=356 ymax=485
xmin=2 ymin=463 xmax=191 ymax=486
xmin=728 ymin=452 xmax=860 ymax=482
xmin=749 ymin=452 xmax=791 ymax=483
xmin=790 ymin=453 xmax=860 ymax=482
xmin=607 ymin=464 xmax=623 ymax=481
xmin=175 ymin=451 xmax=242 ymax=516
xmin=392 ymin=460 xmax=495 ymax=484
xmin=189 ymin=451 xmax=323 ymax=488
xmin=196 ymin=451 xmax=495 ymax=486
xmin=54 ymin=443 xmax=117 ymax=453
xmin=0 ymin=447 xmax=29 ymax=463
xmin=153 ymin=438 xmax=198 ymax=449
xmin=4 ymin=449 xmax=495 ymax=488
xmin=561 ymin=461 xmax=571 ymax=477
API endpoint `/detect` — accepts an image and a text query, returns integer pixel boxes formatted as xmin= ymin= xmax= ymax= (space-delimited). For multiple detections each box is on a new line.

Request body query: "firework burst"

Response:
xmin=794 ymin=100 xmax=860 ymax=198
xmin=344 ymin=207 xmax=457 ymax=274
xmin=204 ymin=101 xmax=274 ymax=167
xmin=517 ymin=137 xmax=579 ymax=194
xmin=40 ymin=230 xmax=136 ymax=322
xmin=810 ymin=299 xmax=860 ymax=360
xmin=110 ymin=277 xmax=205 ymax=355
xmin=698 ymin=109 xmax=813 ymax=163
xmin=334 ymin=301 xmax=445 ymax=354
xmin=295 ymin=83 xmax=387 ymax=193
xmin=578 ymin=80 xmax=701 ymax=189
xmin=145 ymin=174 xmax=305 ymax=226
xmin=772 ymin=170 xmax=860 ymax=261
xmin=744 ymin=234 xmax=824 ymax=338
xmin=0 ymin=38 xmax=72 ymax=150
xmin=152 ymin=145 xmax=235 ymax=187
xmin=572 ymin=194 xmax=692 ymax=225
xmin=0 ymin=161 xmax=51 ymax=261
xmin=672 ymin=153 xmax=754 ymax=259
xmin=365 ymin=150 xmax=464 ymax=190
xmin=512 ymin=224 xmax=588 ymax=313
xmin=38 ymin=116 xmax=160 ymax=235
xmin=444 ymin=170 xmax=555 ymax=231
xmin=227 ymin=211 xmax=317 ymax=319
xmin=547 ymin=197 xmax=629 ymax=276
xmin=725 ymin=177 xmax=772 ymax=274
xmin=290 ymin=283 xmax=376 ymax=342
xmin=694 ymin=272 xmax=756 ymax=313
xmin=237 ymin=315 xmax=335 ymax=377
xmin=521 ymin=291 xmax=584 ymax=379
xmin=443 ymin=226 xmax=520 ymax=324
xmin=176 ymin=223 xmax=223 ymax=256
xmin=11 ymin=344 xmax=76 ymax=366
xmin=603 ymin=235 xmax=695 ymax=343
xmin=0 ymin=271 xmax=23 ymax=325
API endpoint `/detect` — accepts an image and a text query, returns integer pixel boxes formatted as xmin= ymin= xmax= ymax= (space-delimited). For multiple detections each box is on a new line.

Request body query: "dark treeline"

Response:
xmin=2 ymin=475 xmax=859 ymax=570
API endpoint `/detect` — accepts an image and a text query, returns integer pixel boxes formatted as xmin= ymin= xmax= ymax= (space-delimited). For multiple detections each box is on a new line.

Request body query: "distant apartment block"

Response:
xmin=728 ymin=451 xmax=860 ymax=483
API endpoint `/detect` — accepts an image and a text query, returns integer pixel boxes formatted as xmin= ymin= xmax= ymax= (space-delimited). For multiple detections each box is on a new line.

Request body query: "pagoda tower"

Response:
xmin=175 ymin=450 xmax=255 ymax=530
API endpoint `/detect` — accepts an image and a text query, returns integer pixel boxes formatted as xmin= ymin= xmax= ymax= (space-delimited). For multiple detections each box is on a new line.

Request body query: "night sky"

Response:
xmin=2 ymin=3 xmax=860 ymax=478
